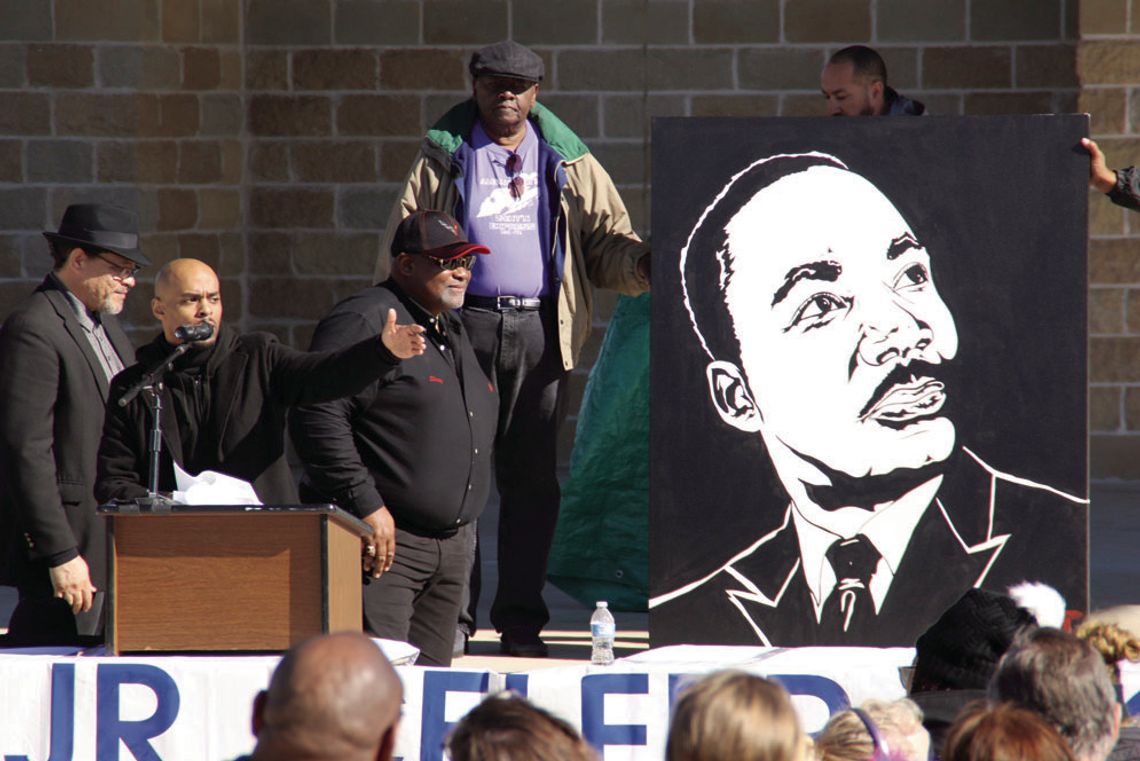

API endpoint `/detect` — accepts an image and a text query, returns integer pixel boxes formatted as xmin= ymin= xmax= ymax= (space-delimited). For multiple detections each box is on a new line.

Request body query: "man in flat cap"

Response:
xmin=373 ymin=40 xmax=650 ymax=657
xmin=0 ymin=204 xmax=148 ymax=644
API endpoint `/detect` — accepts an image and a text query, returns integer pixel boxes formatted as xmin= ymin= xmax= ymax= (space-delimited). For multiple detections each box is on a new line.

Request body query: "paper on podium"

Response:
xmin=173 ymin=462 xmax=261 ymax=505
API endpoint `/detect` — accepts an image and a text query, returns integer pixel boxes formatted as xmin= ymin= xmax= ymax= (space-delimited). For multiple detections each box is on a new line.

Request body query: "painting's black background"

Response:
xmin=649 ymin=116 xmax=1089 ymax=642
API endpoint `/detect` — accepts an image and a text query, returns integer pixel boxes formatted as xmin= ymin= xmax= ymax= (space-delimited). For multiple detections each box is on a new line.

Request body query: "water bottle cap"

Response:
xmin=596 ymin=601 xmax=608 ymax=608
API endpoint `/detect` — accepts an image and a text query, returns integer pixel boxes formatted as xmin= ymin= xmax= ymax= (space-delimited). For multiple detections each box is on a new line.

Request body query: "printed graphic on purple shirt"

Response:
xmin=465 ymin=122 xmax=549 ymax=298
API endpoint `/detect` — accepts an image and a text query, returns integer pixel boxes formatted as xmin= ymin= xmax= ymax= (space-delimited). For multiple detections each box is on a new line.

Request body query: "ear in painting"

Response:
xmin=707 ymin=360 xmax=762 ymax=433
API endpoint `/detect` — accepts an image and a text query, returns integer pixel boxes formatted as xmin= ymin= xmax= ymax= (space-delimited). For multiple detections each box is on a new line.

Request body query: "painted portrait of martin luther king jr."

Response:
xmin=649 ymin=146 xmax=1088 ymax=648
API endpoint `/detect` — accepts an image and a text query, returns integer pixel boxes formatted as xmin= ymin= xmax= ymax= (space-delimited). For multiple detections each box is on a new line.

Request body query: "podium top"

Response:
xmin=96 ymin=502 xmax=371 ymax=537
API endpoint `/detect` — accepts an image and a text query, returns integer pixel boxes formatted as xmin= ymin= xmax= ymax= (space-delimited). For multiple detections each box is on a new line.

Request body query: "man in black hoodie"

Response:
xmin=821 ymin=45 xmax=926 ymax=117
xmin=96 ymin=258 xmax=425 ymax=505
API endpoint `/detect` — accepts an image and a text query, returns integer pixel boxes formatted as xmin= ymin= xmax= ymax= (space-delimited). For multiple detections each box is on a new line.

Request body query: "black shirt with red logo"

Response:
xmin=290 ymin=280 xmax=497 ymax=534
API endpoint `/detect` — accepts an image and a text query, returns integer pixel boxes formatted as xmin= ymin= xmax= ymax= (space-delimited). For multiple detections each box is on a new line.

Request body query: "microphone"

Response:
xmin=174 ymin=323 xmax=213 ymax=342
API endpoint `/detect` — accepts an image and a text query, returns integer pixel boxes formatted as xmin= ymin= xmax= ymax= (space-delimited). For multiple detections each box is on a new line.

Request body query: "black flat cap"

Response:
xmin=469 ymin=40 xmax=544 ymax=82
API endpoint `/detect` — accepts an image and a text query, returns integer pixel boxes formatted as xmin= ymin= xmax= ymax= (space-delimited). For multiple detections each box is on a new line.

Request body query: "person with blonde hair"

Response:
xmin=816 ymin=699 xmax=931 ymax=761
xmin=446 ymin=692 xmax=598 ymax=761
xmin=667 ymin=670 xmax=809 ymax=761
xmin=943 ymin=702 xmax=1075 ymax=761
xmin=1078 ymin=621 xmax=1140 ymax=692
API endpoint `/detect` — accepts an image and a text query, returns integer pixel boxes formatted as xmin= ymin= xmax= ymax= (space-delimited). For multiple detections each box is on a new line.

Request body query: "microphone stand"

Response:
xmin=117 ymin=341 xmax=194 ymax=511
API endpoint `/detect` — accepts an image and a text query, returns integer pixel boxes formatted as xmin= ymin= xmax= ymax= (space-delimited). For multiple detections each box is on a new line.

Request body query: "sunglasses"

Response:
xmin=505 ymin=152 xmax=525 ymax=200
xmin=92 ymin=252 xmax=141 ymax=281
xmin=418 ymin=253 xmax=476 ymax=271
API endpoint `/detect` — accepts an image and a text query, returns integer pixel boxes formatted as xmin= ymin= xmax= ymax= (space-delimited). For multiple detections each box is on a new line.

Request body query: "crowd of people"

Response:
xmin=238 ymin=585 xmax=1140 ymax=760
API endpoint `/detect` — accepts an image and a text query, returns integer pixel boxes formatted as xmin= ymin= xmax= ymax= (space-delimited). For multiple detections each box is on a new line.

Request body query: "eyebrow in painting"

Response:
xmin=886 ymin=232 xmax=923 ymax=261
xmin=771 ymin=260 xmax=842 ymax=307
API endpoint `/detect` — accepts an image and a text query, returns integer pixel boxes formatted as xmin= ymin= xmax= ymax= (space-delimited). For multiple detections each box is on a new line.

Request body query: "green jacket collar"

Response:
xmin=425 ymin=99 xmax=589 ymax=162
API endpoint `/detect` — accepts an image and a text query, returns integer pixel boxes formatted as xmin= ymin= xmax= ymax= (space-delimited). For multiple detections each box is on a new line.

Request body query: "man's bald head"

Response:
xmin=150 ymin=258 xmax=223 ymax=346
xmin=251 ymin=633 xmax=403 ymax=761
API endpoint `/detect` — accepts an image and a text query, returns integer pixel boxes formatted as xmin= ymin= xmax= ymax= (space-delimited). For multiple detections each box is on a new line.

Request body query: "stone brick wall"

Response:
xmin=0 ymin=0 xmax=245 ymax=339
xmin=1080 ymin=2 xmax=1140 ymax=477
xmin=0 ymin=0 xmax=1130 ymax=473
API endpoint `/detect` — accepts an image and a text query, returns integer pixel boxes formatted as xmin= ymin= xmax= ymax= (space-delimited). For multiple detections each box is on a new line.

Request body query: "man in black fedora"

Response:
xmin=0 ymin=203 xmax=149 ymax=645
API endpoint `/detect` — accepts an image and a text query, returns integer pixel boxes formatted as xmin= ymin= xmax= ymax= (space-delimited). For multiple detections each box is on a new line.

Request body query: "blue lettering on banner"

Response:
xmin=769 ymin=674 xmax=850 ymax=716
xmin=667 ymin=673 xmax=702 ymax=713
xmin=3 ymin=663 xmax=77 ymax=761
xmin=420 ymin=671 xmax=489 ymax=761
xmin=581 ymin=673 xmax=649 ymax=752
xmin=95 ymin=664 xmax=181 ymax=761
xmin=504 ymin=673 xmax=529 ymax=697
xmin=1127 ymin=690 xmax=1140 ymax=718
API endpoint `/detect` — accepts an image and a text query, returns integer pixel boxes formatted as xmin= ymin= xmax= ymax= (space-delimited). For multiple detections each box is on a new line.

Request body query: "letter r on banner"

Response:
xmin=96 ymin=664 xmax=180 ymax=761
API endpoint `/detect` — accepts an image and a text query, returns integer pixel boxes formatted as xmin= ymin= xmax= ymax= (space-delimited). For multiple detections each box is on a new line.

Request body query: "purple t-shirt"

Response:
xmin=464 ymin=121 xmax=549 ymax=298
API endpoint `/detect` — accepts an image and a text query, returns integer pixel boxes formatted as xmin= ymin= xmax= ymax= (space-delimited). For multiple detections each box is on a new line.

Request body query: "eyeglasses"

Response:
xmin=505 ymin=152 xmax=525 ymax=200
xmin=93 ymin=252 xmax=141 ymax=281
xmin=421 ymin=253 xmax=476 ymax=272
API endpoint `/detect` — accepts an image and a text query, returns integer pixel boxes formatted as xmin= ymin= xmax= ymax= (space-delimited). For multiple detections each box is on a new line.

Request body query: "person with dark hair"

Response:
xmin=291 ymin=211 xmax=497 ymax=667
xmin=908 ymin=588 xmax=1038 ymax=751
xmin=821 ymin=45 xmax=926 ymax=117
xmin=372 ymin=39 xmax=650 ymax=658
xmin=0 ymin=204 xmax=148 ymax=645
xmin=666 ymin=670 xmax=810 ymax=761
xmin=446 ymin=692 xmax=598 ymax=761
xmin=990 ymin=628 xmax=1121 ymax=761
xmin=649 ymin=153 xmax=1085 ymax=647
xmin=233 ymin=632 xmax=402 ymax=761
xmin=943 ymin=702 xmax=1076 ymax=761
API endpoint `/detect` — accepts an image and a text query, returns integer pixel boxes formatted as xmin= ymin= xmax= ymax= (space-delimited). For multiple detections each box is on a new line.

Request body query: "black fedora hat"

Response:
xmin=43 ymin=203 xmax=150 ymax=266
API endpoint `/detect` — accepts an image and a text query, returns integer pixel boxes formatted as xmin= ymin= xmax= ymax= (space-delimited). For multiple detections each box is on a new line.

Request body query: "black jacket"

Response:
xmin=290 ymin=281 xmax=497 ymax=533
xmin=96 ymin=324 xmax=399 ymax=504
xmin=0 ymin=275 xmax=133 ymax=589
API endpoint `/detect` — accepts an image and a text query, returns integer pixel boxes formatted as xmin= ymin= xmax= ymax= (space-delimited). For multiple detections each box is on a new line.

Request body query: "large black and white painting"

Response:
xmin=649 ymin=116 xmax=1089 ymax=647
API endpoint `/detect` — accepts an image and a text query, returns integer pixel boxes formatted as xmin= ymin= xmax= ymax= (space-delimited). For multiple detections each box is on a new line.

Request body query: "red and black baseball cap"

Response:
xmin=391 ymin=210 xmax=490 ymax=260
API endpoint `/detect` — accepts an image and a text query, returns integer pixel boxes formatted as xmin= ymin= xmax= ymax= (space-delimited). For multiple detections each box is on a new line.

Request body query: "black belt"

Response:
xmin=466 ymin=295 xmax=544 ymax=311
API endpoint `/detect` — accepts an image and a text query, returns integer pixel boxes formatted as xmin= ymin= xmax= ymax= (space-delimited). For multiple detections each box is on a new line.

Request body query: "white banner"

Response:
xmin=2 ymin=646 xmax=1137 ymax=761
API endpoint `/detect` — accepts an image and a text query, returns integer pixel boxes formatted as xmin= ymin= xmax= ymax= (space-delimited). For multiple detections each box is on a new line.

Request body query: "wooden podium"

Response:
xmin=98 ymin=504 xmax=370 ymax=654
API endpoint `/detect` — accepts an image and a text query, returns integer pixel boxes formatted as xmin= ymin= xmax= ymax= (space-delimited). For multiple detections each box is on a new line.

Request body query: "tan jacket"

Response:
xmin=373 ymin=100 xmax=649 ymax=370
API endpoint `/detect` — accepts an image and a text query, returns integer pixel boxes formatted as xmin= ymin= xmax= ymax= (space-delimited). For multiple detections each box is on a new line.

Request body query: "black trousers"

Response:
xmin=362 ymin=522 xmax=473 ymax=667
xmin=461 ymin=303 xmax=568 ymax=637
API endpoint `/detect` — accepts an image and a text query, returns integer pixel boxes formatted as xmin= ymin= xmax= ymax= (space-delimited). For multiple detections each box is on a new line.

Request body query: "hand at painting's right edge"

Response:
xmin=1082 ymin=138 xmax=1117 ymax=194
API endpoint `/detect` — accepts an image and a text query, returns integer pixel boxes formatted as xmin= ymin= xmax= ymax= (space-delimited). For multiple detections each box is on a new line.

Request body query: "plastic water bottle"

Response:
xmin=590 ymin=601 xmax=615 ymax=665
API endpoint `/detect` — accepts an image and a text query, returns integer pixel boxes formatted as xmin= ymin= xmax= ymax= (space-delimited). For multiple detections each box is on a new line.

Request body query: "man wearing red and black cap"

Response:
xmin=292 ymin=210 xmax=498 ymax=666
xmin=374 ymin=39 xmax=649 ymax=658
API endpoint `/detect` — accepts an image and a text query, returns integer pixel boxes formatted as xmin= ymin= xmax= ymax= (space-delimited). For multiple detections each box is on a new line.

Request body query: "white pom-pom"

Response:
xmin=1008 ymin=582 xmax=1067 ymax=628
